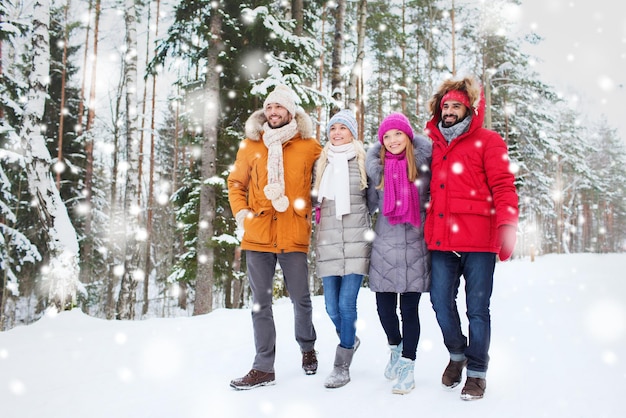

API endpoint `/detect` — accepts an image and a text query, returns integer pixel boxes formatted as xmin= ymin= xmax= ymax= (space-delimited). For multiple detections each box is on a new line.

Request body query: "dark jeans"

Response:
xmin=375 ymin=292 xmax=422 ymax=360
xmin=322 ymin=274 xmax=364 ymax=349
xmin=429 ymin=251 xmax=496 ymax=378
xmin=245 ymin=251 xmax=316 ymax=373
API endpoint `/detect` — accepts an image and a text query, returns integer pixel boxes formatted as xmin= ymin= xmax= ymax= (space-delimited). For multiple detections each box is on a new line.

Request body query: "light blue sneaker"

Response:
xmin=392 ymin=357 xmax=415 ymax=394
xmin=384 ymin=342 xmax=403 ymax=380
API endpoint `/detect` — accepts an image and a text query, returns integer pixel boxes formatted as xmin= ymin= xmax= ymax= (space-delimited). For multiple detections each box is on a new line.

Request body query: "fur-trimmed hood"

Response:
xmin=244 ymin=108 xmax=315 ymax=141
xmin=426 ymin=75 xmax=484 ymax=123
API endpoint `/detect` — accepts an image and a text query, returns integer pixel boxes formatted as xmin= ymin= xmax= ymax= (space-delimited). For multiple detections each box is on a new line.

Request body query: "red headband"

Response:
xmin=440 ymin=90 xmax=471 ymax=109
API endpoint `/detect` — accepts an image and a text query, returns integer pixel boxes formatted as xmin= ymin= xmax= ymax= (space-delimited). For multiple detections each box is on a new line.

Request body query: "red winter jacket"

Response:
xmin=424 ymin=93 xmax=518 ymax=253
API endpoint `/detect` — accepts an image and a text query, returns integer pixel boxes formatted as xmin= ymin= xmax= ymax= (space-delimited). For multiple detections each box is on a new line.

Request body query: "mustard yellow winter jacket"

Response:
xmin=227 ymin=109 xmax=322 ymax=253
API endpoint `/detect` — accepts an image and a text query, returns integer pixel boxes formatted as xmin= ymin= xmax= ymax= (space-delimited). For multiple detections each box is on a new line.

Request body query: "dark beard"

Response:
xmin=441 ymin=114 xmax=466 ymax=128
xmin=268 ymin=120 xmax=290 ymax=129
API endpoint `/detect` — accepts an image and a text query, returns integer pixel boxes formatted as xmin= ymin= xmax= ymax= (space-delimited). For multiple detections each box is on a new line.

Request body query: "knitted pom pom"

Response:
xmin=264 ymin=183 xmax=282 ymax=200
xmin=272 ymin=196 xmax=289 ymax=212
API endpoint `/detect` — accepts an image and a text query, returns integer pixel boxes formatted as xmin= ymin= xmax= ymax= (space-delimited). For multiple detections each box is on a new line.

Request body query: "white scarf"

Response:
xmin=262 ymin=118 xmax=298 ymax=212
xmin=318 ymin=142 xmax=356 ymax=219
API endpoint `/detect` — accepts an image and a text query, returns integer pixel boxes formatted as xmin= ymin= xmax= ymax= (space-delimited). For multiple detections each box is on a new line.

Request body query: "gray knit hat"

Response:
xmin=327 ymin=109 xmax=358 ymax=139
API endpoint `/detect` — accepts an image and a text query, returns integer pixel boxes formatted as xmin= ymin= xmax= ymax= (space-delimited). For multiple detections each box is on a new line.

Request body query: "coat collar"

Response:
xmin=244 ymin=108 xmax=314 ymax=141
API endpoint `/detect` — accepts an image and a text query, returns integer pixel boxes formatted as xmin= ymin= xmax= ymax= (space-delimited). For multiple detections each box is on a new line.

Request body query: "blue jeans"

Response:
xmin=429 ymin=251 xmax=496 ymax=378
xmin=322 ymin=274 xmax=364 ymax=349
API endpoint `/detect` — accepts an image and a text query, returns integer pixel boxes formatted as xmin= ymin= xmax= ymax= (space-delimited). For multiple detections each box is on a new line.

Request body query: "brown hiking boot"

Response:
xmin=302 ymin=350 xmax=318 ymax=375
xmin=230 ymin=369 xmax=275 ymax=390
xmin=442 ymin=359 xmax=467 ymax=388
xmin=461 ymin=377 xmax=486 ymax=400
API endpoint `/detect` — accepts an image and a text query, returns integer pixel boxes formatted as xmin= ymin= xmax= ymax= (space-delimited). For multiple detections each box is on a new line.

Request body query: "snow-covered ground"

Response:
xmin=1 ymin=253 xmax=624 ymax=418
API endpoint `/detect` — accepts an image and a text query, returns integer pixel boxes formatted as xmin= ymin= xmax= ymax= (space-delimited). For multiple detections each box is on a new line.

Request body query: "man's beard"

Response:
xmin=268 ymin=120 xmax=290 ymax=129
xmin=441 ymin=114 xmax=464 ymax=128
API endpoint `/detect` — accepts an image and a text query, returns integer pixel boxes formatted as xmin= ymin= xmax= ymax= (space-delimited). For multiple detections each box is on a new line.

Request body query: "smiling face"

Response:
xmin=381 ymin=129 xmax=409 ymax=154
xmin=264 ymin=103 xmax=293 ymax=129
xmin=328 ymin=123 xmax=354 ymax=146
xmin=441 ymin=100 xmax=469 ymax=128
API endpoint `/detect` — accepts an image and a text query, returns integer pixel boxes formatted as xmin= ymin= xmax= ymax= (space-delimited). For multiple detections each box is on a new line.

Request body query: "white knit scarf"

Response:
xmin=318 ymin=142 xmax=356 ymax=219
xmin=262 ymin=118 xmax=298 ymax=212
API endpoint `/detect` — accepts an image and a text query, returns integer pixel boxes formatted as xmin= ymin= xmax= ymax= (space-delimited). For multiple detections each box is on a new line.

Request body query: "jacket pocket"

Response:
xmin=243 ymin=209 xmax=272 ymax=245
xmin=292 ymin=205 xmax=312 ymax=246
xmin=448 ymin=197 xmax=494 ymax=246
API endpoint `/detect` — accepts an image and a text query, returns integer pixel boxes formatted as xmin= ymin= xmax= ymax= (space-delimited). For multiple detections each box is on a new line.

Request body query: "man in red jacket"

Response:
xmin=424 ymin=76 xmax=518 ymax=401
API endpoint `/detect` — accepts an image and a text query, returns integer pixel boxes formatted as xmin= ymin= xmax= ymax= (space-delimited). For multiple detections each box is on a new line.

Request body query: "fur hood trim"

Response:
xmin=427 ymin=76 xmax=483 ymax=117
xmin=245 ymin=108 xmax=315 ymax=141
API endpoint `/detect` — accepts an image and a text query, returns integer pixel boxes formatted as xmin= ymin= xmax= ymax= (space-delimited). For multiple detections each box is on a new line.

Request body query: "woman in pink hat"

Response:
xmin=365 ymin=112 xmax=432 ymax=394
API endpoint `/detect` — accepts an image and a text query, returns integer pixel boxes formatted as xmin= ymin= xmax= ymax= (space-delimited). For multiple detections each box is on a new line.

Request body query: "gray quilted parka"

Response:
xmin=314 ymin=157 xmax=373 ymax=278
xmin=365 ymin=135 xmax=432 ymax=293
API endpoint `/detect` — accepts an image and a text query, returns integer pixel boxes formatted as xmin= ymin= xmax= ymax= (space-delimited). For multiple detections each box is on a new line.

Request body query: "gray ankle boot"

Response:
xmin=324 ymin=345 xmax=354 ymax=389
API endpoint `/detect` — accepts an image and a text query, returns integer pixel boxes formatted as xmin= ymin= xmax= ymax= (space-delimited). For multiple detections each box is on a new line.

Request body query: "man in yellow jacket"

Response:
xmin=227 ymin=84 xmax=322 ymax=390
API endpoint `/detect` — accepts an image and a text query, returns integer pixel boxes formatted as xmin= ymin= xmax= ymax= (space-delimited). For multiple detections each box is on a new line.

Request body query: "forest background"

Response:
xmin=1 ymin=0 xmax=625 ymax=331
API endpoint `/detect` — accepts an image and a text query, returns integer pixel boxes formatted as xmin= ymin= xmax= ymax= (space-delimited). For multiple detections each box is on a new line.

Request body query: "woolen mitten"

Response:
xmin=235 ymin=209 xmax=251 ymax=231
xmin=498 ymin=225 xmax=517 ymax=261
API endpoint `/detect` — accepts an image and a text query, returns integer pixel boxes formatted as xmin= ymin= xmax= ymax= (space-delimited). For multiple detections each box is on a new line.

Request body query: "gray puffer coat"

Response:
xmin=314 ymin=157 xmax=372 ymax=278
xmin=366 ymin=135 xmax=432 ymax=293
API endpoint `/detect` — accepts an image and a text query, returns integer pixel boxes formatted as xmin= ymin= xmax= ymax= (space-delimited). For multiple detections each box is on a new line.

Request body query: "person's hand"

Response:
xmin=235 ymin=209 xmax=251 ymax=240
xmin=498 ymin=225 xmax=517 ymax=261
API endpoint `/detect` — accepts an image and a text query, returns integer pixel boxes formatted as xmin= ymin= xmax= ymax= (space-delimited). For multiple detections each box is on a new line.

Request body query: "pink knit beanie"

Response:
xmin=378 ymin=112 xmax=414 ymax=144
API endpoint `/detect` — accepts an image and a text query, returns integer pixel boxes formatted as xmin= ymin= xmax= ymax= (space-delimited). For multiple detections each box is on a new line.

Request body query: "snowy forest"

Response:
xmin=1 ymin=0 xmax=625 ymax=331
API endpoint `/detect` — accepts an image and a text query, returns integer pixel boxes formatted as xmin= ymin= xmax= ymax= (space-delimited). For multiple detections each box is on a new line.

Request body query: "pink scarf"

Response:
xmin=382 ymin=151 xmax=421 ymax=227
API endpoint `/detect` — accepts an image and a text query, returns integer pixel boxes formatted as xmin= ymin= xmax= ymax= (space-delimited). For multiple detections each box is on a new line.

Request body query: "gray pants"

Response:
xmin=246 ymin=251 xmax=317 ymax=373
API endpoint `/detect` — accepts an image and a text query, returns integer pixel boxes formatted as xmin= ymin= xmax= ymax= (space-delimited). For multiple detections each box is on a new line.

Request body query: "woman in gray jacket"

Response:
xmin=313 ymin=110 xmax=373 ymax=389
xmin=366 ymin=112 xmax=432 ymax=395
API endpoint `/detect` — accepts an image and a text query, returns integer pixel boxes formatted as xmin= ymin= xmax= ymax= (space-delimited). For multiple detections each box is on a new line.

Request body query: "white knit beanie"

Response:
xmin=263 ymin=84 xmax=298 ymax=116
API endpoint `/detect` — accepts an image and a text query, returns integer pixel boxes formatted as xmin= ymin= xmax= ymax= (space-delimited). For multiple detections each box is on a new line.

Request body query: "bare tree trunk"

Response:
xmin=55 ymin=0 xmax=70 ymax=189
xmin=292 ymin=0 xmax=303 ymax=36
xmin=77 ymin=0 xmax=92 ymax=130
xmin=21 ymin=0 xmax=80 ymax=310
xmin=330 ymin=0 xmax=346 ymax=114
xmin=450 ymin=0 xmax=456 ymax=76
xmin=483 ymin=68 xmax=492 ymax=129
xmin=0 ymin=38 xmax=3 ymax=119
xmin=103 ymin=63 xmax=126 ymax=320
xmin=316 ymin=8 xmax=327 ymax=140
xmin=79 ymin=0 xmax=101 ymax=285
xmin=141 ymin=0 xmax=161 ymax=316
xmin=359 ymin=70 xmax=365 ymax=141
xmin=399 ymin=0 xmax=407 ymax=113
xmin=231 ymin=246 xmax=244 ymax=309
xmin=193 ymin=6 xmax=222 ymax=315
xmin=172 ymin=85 xmax=187 ymax=310
xmin=347 ymin=0 xmax=367 ymax=140
xmin=116 ymin=0 xmax=141 ymax=320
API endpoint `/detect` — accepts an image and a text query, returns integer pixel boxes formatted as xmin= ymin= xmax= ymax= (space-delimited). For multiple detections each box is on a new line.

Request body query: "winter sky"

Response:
xmin=516 ymin=0 xmax=626 ymax=140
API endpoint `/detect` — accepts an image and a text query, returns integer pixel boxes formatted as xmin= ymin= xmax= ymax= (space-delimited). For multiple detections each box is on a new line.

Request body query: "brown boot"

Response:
xmin=230 ymin=369 xmax=275 ymax=390
xmin=442 ymin=359 xmax=467 ymax=388
xmin=461 ymin=377 xmax=486 ymax=400
xmin=302 ymin=350 xmax=318 ymax=375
